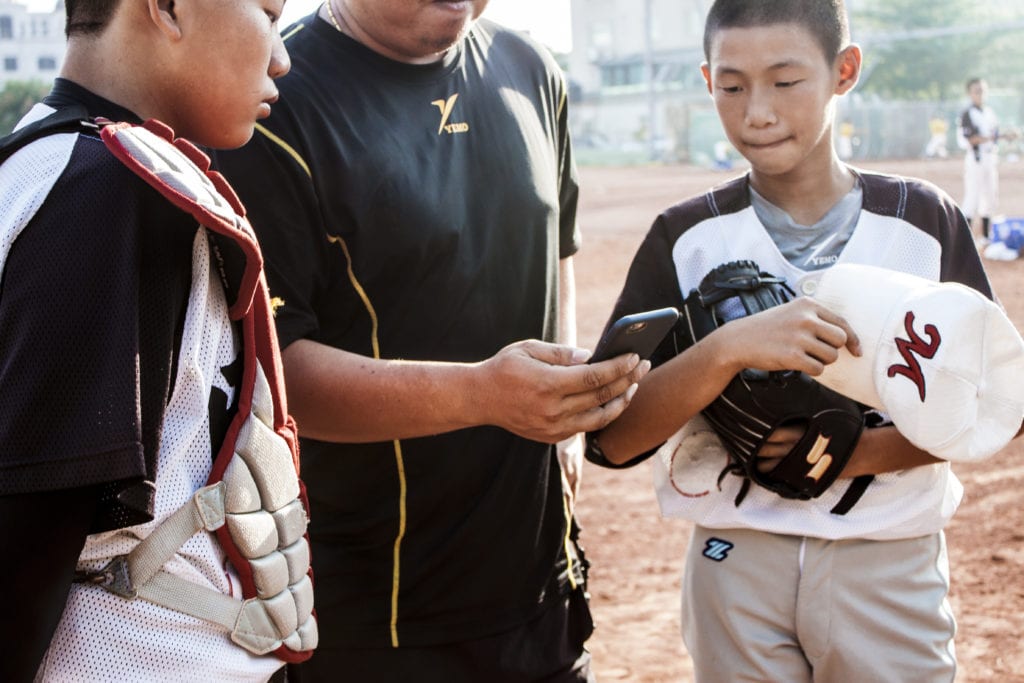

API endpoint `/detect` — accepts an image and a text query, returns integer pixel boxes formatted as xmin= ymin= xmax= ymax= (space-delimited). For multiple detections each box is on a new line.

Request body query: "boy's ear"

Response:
xmin=149 ymin=0 xmax=183 ymax=40
xmin=700 ymin=62 xmax=713 ymax=94
xmin=835 ymin=44 xmax=862 ymax=95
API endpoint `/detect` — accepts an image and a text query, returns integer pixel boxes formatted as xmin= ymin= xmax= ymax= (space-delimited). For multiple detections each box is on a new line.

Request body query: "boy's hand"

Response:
xmin=730 ymin=298 xmax=861 ymax=474
xmin=724 ymin=298 xmax=861 ymax=377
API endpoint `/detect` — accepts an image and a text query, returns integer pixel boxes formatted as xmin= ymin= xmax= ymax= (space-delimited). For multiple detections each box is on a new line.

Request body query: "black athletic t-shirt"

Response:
xmin=0 ymin=79 xmax=194 ymax=531
xmin=216 ymin=16 xmax=581 ymax=648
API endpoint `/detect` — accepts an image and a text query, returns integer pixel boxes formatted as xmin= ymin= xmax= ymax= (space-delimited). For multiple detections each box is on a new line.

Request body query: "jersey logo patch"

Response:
xmin=703 ymin=537 xmax=734 ymax=562
xmin=801 ymin=234 xmax=841 ymax=268
xmin=886 ymin=310 xmax=940 ymax=402
xmin=431 ymin=94 xmax=470 ymax=135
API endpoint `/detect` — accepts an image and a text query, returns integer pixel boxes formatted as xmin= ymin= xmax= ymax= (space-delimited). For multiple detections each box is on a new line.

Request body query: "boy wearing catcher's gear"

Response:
xmin=0 ymin=0 xmax=303 ymax=680
xmin=587 ymin=1 xmax=1022 ymax=680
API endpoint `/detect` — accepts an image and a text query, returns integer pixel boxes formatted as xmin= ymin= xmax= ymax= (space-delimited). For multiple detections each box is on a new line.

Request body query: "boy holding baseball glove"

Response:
xmin=586 ymin=0 xmax=1024 ymax=680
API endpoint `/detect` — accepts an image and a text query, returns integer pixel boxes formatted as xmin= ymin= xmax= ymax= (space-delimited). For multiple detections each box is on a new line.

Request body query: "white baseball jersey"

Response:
xmin=598 ymin=169 xmax=993 ymax=541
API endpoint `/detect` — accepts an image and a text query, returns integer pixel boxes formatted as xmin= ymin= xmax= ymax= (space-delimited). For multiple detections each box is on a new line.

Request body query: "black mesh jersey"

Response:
xmin=215 ymin=15 xmax=581 ymax=648
xmin=0 ymin=80 xmax=194 ymax=532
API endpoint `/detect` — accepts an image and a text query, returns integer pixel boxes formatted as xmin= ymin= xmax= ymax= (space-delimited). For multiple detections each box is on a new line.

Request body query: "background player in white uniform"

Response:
xmin=0 ymin=0 xmax=292 ymax=679
xmin=585 ymin=1 xmax=1014 ymax=680
xmin=958 ymin=77 xmax=1015 ymax=258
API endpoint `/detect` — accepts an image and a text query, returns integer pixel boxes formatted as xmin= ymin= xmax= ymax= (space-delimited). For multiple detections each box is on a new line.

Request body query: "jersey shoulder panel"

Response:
xmin=855 ymin=168 xmax=990 ymax=295
xmin=858 ymin=168 xmax=957 ymax=233
xmin=658 ymin=174 xmax=749 ymax=241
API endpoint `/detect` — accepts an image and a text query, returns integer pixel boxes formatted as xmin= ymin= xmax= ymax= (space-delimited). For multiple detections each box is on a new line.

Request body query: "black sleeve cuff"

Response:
xmin=584 ymin=432 xmax=657 ymax=469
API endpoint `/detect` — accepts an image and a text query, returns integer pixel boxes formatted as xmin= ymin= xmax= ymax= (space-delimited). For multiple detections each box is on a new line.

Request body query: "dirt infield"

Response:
xmin=572 ymin=157 xmax=1024 ymax=682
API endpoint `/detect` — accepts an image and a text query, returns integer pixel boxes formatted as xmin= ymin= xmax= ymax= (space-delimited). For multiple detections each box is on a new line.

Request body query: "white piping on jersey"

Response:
xmin=681 ymin=304 xmax=699 ymax=351
xmin=704 ymin=187 xmax=723 ymax=217
xmin=896 ymin=176 xmax=908 ymax=218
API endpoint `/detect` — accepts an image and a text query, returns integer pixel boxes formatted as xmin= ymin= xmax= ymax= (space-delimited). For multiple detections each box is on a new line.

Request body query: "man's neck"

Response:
xmin=321 ymin=0 xmax=449 ymax=65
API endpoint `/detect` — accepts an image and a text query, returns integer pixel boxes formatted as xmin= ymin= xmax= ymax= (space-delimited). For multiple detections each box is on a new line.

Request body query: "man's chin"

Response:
xmin=420 ymin=26 xmax=472 ymax=55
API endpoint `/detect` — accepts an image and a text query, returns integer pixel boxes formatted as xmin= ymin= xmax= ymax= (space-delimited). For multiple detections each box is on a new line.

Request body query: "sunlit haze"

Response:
xmin=278 ymin=0 xmax=572 ymax=53
xmin=24 ymin=0 xmax=571 ymax=52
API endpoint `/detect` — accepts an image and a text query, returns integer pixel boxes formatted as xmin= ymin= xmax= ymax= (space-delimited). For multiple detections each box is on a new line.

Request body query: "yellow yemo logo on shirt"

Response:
xmin=431 ymin=94 xmax=470 ymax=135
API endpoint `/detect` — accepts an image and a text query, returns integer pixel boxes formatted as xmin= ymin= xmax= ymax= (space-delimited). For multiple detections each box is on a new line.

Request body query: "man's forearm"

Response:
xmin=282 ymin=335 xmax=646 ymax=446
xmin=282 ymin=340 xmax=485 ymax=443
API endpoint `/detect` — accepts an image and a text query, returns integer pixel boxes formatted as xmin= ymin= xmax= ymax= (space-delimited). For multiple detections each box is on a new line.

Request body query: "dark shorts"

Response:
xmin=287 ymin=587 xmax=595 ymax=683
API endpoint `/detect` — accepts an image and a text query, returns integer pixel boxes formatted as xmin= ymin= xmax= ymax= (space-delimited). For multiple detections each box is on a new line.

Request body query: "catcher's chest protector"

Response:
xmin=3 ymin=113 xmax=318 ymax=662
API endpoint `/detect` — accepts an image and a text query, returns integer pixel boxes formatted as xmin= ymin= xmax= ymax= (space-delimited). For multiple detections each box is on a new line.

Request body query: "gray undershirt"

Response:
xmin=750 ymin=180 xmax=863 ymax=271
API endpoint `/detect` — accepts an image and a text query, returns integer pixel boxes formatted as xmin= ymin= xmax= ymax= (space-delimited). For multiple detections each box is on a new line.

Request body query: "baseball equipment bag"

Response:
xmin=1 ymin=110 xmax=318 ymax=661
xmin=677 ymin=260 xmax=872 ymax=514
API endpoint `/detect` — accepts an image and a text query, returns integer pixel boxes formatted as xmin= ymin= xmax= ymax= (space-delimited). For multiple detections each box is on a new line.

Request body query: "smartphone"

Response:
xmin=588 ymin=307 xmax=680 ymax=364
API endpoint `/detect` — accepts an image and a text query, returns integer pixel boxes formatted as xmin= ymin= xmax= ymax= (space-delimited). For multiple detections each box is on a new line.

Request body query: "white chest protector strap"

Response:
xmin=78 ymin=119 xmax=317 ymax=662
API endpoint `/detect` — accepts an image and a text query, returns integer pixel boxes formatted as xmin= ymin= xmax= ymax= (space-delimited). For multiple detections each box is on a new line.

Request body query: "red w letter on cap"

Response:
xmin=886 ymin=311 xmax=941 ymax=402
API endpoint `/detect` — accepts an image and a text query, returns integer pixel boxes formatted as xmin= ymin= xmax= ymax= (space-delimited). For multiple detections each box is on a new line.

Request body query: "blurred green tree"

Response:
xmin=0 ymin=80 xmax=51 ymax=135
xmin=854 ymin=0 xmax=1024 ymax=102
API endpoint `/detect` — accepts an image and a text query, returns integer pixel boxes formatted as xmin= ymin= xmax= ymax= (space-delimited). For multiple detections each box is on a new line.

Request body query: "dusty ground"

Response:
xmin=571 ymin=157 xmax=1024 ymax=682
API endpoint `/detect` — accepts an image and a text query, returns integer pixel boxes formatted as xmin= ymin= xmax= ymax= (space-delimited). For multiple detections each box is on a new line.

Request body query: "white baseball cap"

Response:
xmin=797 ymin=263 xmax=1024 ymax=462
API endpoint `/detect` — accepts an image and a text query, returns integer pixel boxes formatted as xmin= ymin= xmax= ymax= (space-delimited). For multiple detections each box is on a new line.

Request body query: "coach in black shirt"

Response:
xmin=215 ymin=1 xmax=647 ymax=680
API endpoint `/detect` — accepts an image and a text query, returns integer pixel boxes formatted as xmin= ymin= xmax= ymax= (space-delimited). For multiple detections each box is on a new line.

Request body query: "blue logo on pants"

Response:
xmin=703 ymin=537 xmax=734 ymax=562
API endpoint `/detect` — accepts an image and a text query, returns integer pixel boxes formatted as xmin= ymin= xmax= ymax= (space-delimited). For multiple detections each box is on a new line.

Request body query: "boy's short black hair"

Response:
xmin=65 ymin=0 xmax=120 ymax=37
xmin=703 ymin=0 xmax=850 ymax=64
xmin=965 ymin=77 xmax=984 ymax=92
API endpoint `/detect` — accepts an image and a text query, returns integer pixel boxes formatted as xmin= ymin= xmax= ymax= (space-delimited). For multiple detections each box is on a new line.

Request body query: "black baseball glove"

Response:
xmin=677 ymin=260 xmax=870 ymax=514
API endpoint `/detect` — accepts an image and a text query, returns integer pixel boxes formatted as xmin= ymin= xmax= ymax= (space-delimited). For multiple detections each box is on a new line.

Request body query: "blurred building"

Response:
xmin=0 ymin=0 xmax=64 ymax=89
xmin=567 ymin=0 xmax=713 ymax=163
xmin=566 ymin=0 xmax=871 ymax=164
